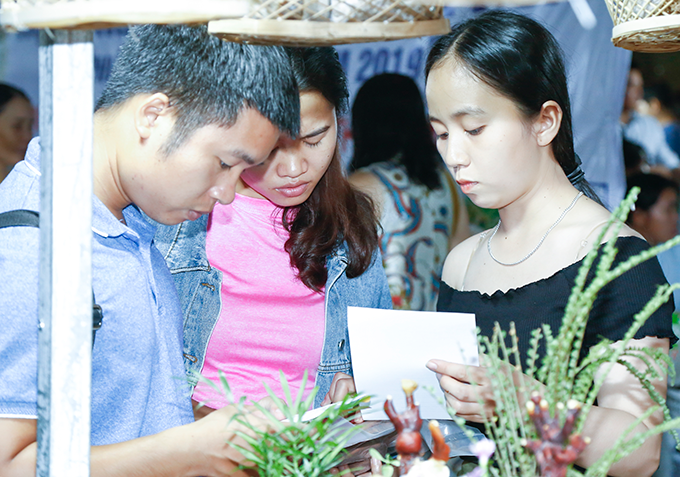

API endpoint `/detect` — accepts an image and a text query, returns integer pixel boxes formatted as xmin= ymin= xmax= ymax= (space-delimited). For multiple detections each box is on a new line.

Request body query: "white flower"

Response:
xmin=404 ymin=458 xmax=451 ymax=477
xmin=470 ymin=438 xmax=496 ymax=466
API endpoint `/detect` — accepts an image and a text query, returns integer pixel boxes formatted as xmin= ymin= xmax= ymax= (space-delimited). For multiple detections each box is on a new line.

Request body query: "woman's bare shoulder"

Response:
xmin=441 ymin=231 xmax=488 ymax=288
xmin=574 ymin=198 xmax=645 ymax=259
xmin=348 ymin=170 xmax=387 ymax=215
xmin=348 ymin=169 xmax=383 ymax=193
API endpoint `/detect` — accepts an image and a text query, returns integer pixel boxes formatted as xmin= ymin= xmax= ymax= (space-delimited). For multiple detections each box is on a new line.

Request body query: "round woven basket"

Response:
xmin=208 ymin=0 xmax=449 ymax=46
xmin=0 ymin=0 xmax=252 ymax=30
xmin=604 ymin=0 xmax=680 ymax=52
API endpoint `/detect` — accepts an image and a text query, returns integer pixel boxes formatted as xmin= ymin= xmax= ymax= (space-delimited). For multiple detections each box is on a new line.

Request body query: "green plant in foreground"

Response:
xmin=444 ymin=188 xmax=680 ymax=477
xmin=194 ymin=370 xmax=367 ymax=476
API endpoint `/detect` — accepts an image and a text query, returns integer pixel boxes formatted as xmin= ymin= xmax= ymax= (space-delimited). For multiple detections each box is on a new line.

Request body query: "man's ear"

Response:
xmin=134 ymin=93 xmax=172 ymax=140
xmin=533 ymin=100 xmax=563 ymax=147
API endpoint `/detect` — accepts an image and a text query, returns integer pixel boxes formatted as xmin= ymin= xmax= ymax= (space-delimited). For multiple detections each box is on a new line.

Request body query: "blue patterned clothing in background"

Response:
xmin=359 ymin=160 xmax=457 ymax=311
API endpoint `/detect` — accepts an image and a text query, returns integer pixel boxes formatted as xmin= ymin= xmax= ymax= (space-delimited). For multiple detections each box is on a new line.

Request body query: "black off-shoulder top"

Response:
xmin=437 ymin=236 xmax=677 ymax=367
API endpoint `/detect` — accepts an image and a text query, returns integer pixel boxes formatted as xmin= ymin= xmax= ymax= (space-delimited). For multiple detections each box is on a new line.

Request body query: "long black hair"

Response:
xmin=351 ymin=73 xmax=443 ymax=190
xmin=283 ymin=47 xmax=380 ymax=292
xmin=426 ymin=10 xmax=601 ymax=204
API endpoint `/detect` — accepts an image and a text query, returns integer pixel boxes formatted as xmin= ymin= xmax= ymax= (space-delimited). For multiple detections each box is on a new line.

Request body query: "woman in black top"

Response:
xmin=424 ymin=10 xmax=674 ymax=476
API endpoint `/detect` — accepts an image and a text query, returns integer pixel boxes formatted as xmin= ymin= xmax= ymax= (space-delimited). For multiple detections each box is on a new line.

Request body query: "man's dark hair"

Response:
xmin=96 ymin=24 xmax=300 ymax=153
xmin=626 ymin=172 xmax=679 ymax=218
xmin=0 ymin=83 xmax=30 ymax=113
xmin=623 ymin=138 xmax=647 ymax=174
xmin=644 ymin=82 xmax=675 ymax=109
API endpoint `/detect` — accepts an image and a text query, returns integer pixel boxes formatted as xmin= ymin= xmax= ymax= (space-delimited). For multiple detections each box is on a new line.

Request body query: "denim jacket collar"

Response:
xmin=158 ymin=214 xmax=211 ymax=272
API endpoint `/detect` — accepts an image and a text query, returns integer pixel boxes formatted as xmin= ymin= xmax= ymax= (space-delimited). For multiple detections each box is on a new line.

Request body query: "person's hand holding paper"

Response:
xmin=426 ymin=359 xmax=496 ymax=423
xmin=320 ymin=372 xmax=364 ymax=423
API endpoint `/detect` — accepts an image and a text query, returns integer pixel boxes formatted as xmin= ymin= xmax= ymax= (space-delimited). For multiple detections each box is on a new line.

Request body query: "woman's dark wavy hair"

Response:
xmin=283 ymin=47 xmax=380 ymax=292
xmin=350 ymin=73 xmax=442 ymax=190
xmin=425 ymin=10 xmax=602 ymax=205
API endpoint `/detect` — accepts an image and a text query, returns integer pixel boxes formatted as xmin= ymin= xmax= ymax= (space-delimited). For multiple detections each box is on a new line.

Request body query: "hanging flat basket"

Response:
xmin=208 ymin=0 xmax=450 ymax=46
xmin=0 ymin=0 xmax=252 ymax=30
xmin=407 ymin=0 xmax=562 ymax=5
xmin=604 ymin=0 xmax=680 ymax=52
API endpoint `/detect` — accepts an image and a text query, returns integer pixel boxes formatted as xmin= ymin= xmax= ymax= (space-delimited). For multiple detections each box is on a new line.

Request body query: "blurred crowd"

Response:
xmin=620 ymin=65 xmax=680 ymax=477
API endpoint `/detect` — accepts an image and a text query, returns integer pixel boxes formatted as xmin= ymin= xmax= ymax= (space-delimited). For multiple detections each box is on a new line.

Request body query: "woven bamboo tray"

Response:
xmin=0 ymin=0 xmax=252 ymax=30
xmin=408 ymin=0 xmax=561 ymax=5
xmin=604 ymin=0 xmax=680 ymax=52
xmin=208 ymin=0 xmax=449 ymax=46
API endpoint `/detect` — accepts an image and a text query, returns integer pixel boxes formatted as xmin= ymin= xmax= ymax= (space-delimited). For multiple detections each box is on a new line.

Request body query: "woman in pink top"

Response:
xmin=154 ymin=47 xmax=393 ymax=420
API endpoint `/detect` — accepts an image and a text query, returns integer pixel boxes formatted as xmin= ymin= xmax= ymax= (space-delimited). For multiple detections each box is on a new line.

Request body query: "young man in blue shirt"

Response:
xmin=0 ymin=23 xmax=299 ymax=476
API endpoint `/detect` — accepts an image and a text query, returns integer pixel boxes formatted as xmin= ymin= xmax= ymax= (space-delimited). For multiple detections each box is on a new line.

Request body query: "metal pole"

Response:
xmin=37 ymin=29 xmax=94 ymax=477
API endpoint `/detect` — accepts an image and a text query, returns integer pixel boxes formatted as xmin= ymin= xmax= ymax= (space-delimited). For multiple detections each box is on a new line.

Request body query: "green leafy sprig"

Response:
xmin=194 ymin=370 xmax=367 ymax=476
xmin=441 ymin=188 xmax=680 ymax=477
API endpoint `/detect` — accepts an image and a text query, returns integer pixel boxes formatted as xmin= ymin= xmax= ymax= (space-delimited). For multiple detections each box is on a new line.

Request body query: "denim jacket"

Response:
xmin=154 ymin=214 xmax=393 ymax=407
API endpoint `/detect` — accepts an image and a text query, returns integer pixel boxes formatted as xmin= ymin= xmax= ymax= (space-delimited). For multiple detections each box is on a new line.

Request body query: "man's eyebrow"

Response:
xmin=229 ymin=149 xmax=258 ymax=165
xmin=302 ymin=125 xmax=331 ymax=139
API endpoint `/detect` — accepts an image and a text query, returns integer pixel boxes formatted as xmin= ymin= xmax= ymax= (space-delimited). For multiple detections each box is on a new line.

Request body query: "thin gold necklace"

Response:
xmin=487 ymin=192 xmax=583 ymax=266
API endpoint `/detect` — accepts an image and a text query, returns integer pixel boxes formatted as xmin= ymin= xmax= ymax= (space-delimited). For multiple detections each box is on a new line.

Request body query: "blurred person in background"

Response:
xmin=643 ymin=82 xmax=680 ymax=161
xmin=623 ymin=137 xmax=649 ymax=178
xmin=349 ymin=73 xmax=470 ymax=311
xmin=625 ymin=172 xmax=679 ymax=324
xmin=626 ymin=172 xmax=680 ymax=477
xmin=0 ymin=84 xmax=34 ymax=183
xmin=627 ymin=173 xmax=679 ymax=248
xmin=621 ymin=67 xmax=680 ymax=182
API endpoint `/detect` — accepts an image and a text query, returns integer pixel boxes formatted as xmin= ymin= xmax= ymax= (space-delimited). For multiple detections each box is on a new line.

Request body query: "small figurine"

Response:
xmin=384 ymin=379 xmax=451 ymax=477
xmin=523 ymin=392 xmax=590 ymax=477
xmin=404 ymin=421 xmax=451 ymax=477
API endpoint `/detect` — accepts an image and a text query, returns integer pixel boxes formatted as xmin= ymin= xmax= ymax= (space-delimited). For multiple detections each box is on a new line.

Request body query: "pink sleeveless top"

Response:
xmin=192 ymin=193 xmax=325 ymax=408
